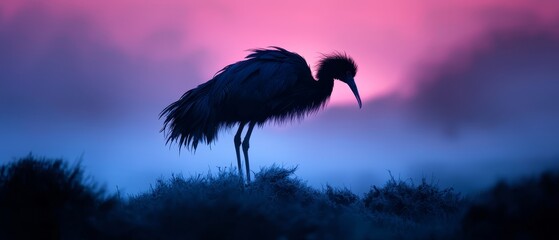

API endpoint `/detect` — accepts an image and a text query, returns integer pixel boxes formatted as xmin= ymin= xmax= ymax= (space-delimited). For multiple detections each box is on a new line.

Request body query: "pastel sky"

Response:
xmin=2 ymin=0 xmax=559 ymax=195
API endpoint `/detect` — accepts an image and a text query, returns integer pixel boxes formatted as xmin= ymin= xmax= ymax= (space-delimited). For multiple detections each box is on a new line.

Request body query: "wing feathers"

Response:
xmin=161 ymin=47 xmax=318 ymax=149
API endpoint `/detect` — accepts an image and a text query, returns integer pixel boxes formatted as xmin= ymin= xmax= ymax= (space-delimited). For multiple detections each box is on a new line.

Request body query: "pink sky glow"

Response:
xmin=2 ymin=0 xmax=559 ymax=105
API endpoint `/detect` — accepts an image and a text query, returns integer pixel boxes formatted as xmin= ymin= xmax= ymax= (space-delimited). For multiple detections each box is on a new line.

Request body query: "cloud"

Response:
xmin=0 ymin=4 xmax=204 ymax=123
xmin=409 ymin=30 xmax=559 ymax=135
xmin=3 ymin=0 xmax=559 ymax=107
xmin=0 ymin=5 xmax=119 ymax=117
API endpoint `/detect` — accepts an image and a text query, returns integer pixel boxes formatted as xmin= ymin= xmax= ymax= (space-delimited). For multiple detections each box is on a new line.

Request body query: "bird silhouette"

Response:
xmin=161 ymin=47 xmax=361 ymax=182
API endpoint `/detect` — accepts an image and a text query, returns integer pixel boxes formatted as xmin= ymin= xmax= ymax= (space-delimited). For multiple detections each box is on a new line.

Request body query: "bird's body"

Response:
xmin=161 ymin=47 xmax=361 ymax=182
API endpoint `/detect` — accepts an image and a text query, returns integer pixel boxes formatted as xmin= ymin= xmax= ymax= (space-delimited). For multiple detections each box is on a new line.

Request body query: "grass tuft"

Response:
xmin=363 ymin=173 xmax=462 ymax=221
xmin=326 ymin=185 xmax=359 ymax=206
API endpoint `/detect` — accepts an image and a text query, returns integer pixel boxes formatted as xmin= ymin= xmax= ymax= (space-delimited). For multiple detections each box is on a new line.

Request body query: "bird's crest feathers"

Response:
xmin=316 ymin=52 xmax=358 ymax=80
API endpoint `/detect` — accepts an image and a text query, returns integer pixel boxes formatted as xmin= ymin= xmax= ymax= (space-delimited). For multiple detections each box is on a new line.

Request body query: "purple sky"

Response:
xmin=2 ymin=1 xmax=559 ymax=195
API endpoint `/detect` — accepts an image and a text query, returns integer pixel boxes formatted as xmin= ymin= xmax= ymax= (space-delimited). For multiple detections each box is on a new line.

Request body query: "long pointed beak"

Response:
xmin=346 ymin=78 xmax=362 ymax=108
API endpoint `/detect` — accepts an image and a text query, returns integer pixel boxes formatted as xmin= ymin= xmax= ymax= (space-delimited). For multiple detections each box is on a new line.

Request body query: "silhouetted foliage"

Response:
xmin=2 ymin=156 xmax=556 ymax=239
xmin=125 ymin=165 xmax=368 ymax=239
xmin=363 ymin=173 xmax=462 ymax=221
xmin=0 ymin=155 xmax=116 ymax=239
xmin=462 ymin=171 xmax=559 ymax=239
xmin=326 ymin=185 xmax=359 ymax=206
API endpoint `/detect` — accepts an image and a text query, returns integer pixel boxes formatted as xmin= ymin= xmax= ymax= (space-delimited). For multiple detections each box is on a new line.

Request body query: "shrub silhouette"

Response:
xmin=6 ymin=155 xmax=555 ymax=239
xmin=125 ymin=165 xmax=369 ymax=239
xmin=462 ymin=171 xmax=559 ymax=239
xmin=363 ymin=173 xmax=462 ymax=221
xmin=0 ymin=155 xmax=115 ymax=239
xmin=325 ymin=185 xmax=358 ymax=206
xmin=122 ymin=165 xmax=466 ymax=239
xmin=125 ymin=168 xmax=278 ymax=239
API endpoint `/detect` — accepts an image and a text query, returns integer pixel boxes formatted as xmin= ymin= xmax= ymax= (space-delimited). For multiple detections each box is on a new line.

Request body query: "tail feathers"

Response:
xmin=160 ymin=84 xmax=219 ymax=150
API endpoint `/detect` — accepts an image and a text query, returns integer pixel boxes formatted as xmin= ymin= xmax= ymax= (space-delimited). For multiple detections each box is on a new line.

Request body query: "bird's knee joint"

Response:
xmin=234 ymin=136 xmax=242 ymax=146
xmin=242 ymin=141 xmax=250 ymax=151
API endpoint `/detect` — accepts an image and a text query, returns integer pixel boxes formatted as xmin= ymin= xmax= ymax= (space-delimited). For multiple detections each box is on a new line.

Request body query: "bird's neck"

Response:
xmin=313 ymin=77 xmax=334 ymax=102
xmin=317 ymin=76 xmax=334 ymax=93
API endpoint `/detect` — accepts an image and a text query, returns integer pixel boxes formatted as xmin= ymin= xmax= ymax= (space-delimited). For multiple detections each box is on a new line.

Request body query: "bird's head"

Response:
xmin=317 ymin=53 xmax=362 ymax=108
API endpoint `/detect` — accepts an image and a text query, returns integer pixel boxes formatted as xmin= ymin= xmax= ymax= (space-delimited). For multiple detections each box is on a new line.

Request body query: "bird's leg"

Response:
xmin=242 ymin=122 xmax=256 ymax=183
xmin=234 ymin=122 xmax=246 ymax=182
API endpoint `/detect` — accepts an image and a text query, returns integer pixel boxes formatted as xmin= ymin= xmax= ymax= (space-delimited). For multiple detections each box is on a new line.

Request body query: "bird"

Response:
xmin=160 ymin=47 xmax=362 ymax=183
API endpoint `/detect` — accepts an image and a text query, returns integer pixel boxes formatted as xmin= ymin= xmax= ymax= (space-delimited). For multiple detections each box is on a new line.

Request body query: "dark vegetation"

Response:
xmin=1 ymin=155 xmax=557 ymax=239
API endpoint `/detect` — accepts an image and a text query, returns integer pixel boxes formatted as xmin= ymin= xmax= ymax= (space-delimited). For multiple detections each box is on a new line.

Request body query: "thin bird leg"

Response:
xmin=242 ymin=122 xmax=256 ymax=183
xmin=234 ymin=122 xmax=246 ymax=181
